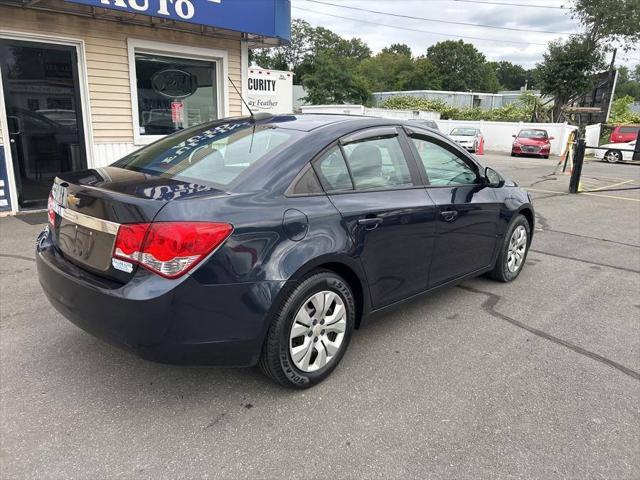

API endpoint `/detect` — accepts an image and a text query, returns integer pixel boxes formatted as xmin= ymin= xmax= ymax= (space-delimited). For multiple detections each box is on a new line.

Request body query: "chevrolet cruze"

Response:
xmin=37 ymin=114 xmax=534 ymax=388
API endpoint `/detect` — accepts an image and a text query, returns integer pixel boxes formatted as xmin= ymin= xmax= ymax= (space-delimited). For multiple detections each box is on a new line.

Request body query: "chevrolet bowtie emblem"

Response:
xmin=67 ymin=193 xmax=80 ymax=208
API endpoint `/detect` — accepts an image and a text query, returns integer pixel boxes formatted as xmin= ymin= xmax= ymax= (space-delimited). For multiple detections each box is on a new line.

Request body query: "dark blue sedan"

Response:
xmin=36 ymin=114 xmax=534 ymax=388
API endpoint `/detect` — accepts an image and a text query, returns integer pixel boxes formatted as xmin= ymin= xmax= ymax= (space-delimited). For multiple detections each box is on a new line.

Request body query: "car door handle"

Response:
xmin=440 ymin=210 xmax=459 ymax=222
xmin=357 ymin=217 xmax=383 ymax=230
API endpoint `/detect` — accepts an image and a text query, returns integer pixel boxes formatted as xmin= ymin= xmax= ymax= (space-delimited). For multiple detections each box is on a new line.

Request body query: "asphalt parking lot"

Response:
xmin=1 ymin=152 xmax=639 ymax=479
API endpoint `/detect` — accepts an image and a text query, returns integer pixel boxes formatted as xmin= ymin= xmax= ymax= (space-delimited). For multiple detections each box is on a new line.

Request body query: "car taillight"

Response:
xmin=113 ymin=222 xmax=233 ymax=278
xmin=47 ymin=192 xmax=56 ymax=226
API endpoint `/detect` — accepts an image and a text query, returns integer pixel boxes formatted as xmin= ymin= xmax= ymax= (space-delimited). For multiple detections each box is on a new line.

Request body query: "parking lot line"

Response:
xmin=581 ymin=179 xmax=636 ymax=192
xmin=580 ymin=191 xmax=640 ymax=202
xmin=526 ymin=187 xmax=568 ymax=195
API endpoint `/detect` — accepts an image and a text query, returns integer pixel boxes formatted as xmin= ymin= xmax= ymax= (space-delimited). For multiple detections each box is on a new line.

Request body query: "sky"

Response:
xmin=290 ymin=0 xmax=640 ymax=70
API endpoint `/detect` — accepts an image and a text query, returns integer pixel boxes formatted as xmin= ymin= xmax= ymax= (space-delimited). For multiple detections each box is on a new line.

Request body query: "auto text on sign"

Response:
xmin=98 ymin=0 xmax=221 ymax=20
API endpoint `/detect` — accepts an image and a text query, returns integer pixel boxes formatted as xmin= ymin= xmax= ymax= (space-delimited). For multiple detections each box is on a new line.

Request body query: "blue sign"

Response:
xmin=63 ymin=0 xmax=291 ymax=42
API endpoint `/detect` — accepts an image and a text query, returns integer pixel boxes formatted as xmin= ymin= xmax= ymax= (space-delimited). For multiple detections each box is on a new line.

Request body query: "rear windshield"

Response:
xmin=113 ymin=120 xmax=300 ymax=187
xmin=518 ymin=129 xmax=548 ymax=139
xmin=450 ymin=128 xmax=477 ymax=136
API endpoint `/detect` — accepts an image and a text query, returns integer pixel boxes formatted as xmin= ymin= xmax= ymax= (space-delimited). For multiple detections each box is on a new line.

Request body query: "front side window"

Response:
xmin=134 ymin=53 xmax=218 ymax=137
xmin=410 ymin=136 xmax=478 ymax=186
xmin=342 ymin=136 xmax=413 ymax=190
xmin=113 ymin=121 xmax=299 ymax=188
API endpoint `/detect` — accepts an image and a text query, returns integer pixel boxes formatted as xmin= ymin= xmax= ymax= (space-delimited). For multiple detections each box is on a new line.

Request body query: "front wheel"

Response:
xmin=259 ymin=271 xmax=355 ymax=388
xmin=603 ymin=149 xmax=622 ymax=163
xmin=488 ymin=214 xmax=530 ymax=282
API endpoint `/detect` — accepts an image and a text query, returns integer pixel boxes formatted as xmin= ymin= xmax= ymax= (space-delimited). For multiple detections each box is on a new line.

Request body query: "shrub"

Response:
xmin=380 ymin=92 xmax=551 ymax=122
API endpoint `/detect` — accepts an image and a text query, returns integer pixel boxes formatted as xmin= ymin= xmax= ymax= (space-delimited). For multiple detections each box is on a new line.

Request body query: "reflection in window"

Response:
xmin=410 ymin=137 xmax=478 ymax=186
xmin=134 ymin=53 xmax=218 ymax=136
xmin=315 ymin=146 xmax=353 ymax=191
xmin=114 ymin=122 xmax=298 ymax=187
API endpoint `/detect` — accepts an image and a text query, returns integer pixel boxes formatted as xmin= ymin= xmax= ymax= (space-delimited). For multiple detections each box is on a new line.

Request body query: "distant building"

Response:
xmin=371 ymin=89 xmax=546 ymax=110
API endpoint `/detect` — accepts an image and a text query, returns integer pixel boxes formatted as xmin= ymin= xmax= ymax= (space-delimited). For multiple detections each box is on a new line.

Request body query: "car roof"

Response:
xmin=253 ymin=113 xmax=420 ymax=132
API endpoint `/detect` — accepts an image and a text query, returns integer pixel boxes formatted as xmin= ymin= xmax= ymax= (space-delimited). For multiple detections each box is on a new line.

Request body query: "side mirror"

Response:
xmin=484 ymin=166 xmax=504 ymax=188
xmin=512 ymin=134 xmax=517 ymax=138
xmin=549 ymin=136 xmax=555 ymax=140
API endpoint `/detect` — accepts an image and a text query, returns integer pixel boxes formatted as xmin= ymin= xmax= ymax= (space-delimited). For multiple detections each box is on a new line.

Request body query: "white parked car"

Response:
xmin=596 ymin=140 xmax=637 ymax=163
xmin=448 ymin=127 xmax=483 ymax=153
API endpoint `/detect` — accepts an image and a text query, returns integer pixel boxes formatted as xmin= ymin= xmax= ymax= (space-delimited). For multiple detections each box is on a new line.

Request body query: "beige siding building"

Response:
xmin=0 ymin=0 xmax=290 ymax=213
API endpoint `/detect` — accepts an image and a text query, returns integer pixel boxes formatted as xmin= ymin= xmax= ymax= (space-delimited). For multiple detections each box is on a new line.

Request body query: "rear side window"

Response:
xmin=410 ymin=136 xmax=478 ymax=186
xmin=315 ymin=146 xmax=353 ymax=191
xmin=342 ymin=137 xmax=413 ymax=190
xmin=619 ymin=126 xmax=639 ymax=134
xmin=113 ymin=121 xmax=299 ymax=187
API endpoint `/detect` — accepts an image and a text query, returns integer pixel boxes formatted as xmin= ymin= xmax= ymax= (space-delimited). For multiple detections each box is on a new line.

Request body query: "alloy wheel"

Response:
xmin=604 ymin=150 xmax=621 ymax=163
xmin=289 ymin=291 xmax=347 ymax=372
xmin=507 ymin=225 xmax=527 ymax=273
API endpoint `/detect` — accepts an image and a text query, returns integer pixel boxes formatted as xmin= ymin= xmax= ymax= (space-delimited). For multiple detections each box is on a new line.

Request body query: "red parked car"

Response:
xmin=609 ymin=125 xmax=640 ymax=143
xmin=511 ymin=129 xmax=554 ymax=158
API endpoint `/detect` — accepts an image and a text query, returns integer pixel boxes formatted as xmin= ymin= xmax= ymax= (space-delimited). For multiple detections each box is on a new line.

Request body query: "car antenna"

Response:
xmin=228 ymin=75 xmax=255 ymax=119
xmin=228 ymin=75 xmax=258 ymax=152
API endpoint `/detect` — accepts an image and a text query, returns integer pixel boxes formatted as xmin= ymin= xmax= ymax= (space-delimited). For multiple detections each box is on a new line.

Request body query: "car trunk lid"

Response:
xmin=49 ymin=166 xmax=223 ymax=281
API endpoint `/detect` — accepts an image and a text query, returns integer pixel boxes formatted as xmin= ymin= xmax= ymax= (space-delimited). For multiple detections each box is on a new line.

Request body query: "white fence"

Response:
xmin=300 ymin=105 xmax=575 ymax=156
xmin=436 ymin=120 xmax=577 ymax=156
xmin=300 ymin=105 xmax=440 ymax=121
xmin=585 ymin=123 xmax=601 ymax=156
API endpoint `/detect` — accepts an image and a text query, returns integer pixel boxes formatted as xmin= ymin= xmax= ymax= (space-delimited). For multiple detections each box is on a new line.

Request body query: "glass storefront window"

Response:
xmin=134 ymin=53 xmax=218 ymax=136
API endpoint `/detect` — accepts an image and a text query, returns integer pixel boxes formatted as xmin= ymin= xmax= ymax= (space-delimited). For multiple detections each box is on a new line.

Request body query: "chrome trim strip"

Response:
xmin=54 ymin=203 xmax=120 ymax=235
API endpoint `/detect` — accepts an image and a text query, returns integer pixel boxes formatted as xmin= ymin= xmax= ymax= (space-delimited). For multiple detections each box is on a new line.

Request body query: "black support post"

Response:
xmin=569 ymin=138 xmax=586 ymax=193
xmin=634 ymin=129 xmax=640 ymax=162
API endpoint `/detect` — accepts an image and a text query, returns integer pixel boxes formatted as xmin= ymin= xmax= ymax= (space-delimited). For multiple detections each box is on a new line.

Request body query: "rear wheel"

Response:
xmin=604 ymin=149 xmax=622 ymax=163
xmin=488 ymin=214 xmax=530 ymax=282
xmin=259 ymin=271 xmax=355 ymax=388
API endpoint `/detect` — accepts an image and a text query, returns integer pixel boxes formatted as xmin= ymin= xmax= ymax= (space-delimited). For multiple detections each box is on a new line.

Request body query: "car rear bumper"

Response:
xmin=36 ymin=231 xmax=285 ymax=367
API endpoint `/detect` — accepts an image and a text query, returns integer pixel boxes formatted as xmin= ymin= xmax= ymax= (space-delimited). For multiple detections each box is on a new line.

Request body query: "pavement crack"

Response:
xmin=528 ymin=175 xmax=558 ymax=187
xmin=458 ymin=285 xmax=640 ymax=381
xmin=0 ymin=254 xmax=35 ymax=262
xmin=539 ymin=229 xmax=640 ymax=249
xmin=534 ymin=211 xmax=550 ymax=231
xmin=529 ymin=249 xmax=640 ymax=274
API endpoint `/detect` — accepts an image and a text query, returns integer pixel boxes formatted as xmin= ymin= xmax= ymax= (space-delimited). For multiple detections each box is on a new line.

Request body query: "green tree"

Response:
xmin=572 ymin=0 xmax=640 ymax=50
xmin=407 ymin=57 xmax=443 ymax=90
xmin=249 ymin=19 xmax=315 ymax=74
xmin=382 ymin=43 xmax=412 ymax=57
xmin=358 ymin=52 xmax=415 ymax=91
xmin=614 ymin=66 xmax=640 ymax=100
xmin=302 ymin=52 xmax=370 ymax=104
xmin=536 ymin=0 xmax=639 ymax=121
xmin=609 ymin=95 xmax=640 ymax=123
xmin=536 ymin=35 xmax=605 ymax=121
xmin=491 ymin=61 xmax=528 ymax=90
xmin=426 ymin=40 xmax=499 ymax=92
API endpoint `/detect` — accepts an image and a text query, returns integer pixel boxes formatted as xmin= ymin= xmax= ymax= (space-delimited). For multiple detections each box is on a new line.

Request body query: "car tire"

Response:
xmin=258 ymin=271 xmax=355 ymax=388
xmin=603 ymin=149 xmax=622 ymax=163
xmin=543 ymin=155 xmax=549 ymax=159
xmin=487 ymin=214 xmax=530 ymax=283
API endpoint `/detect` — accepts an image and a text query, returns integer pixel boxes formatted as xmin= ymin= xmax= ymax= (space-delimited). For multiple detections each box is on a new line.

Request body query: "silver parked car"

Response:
xmin=449 ymin=127 xmax=484 ymax=153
